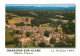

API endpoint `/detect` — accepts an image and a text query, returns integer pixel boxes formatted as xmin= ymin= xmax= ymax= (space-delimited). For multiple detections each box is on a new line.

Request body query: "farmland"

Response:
xmin=6 ymin=29 xmax=14 ymax=42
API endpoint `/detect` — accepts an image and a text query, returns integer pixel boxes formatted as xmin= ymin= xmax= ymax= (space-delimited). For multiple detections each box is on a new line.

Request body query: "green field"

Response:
xmin=41 ymin=23 xmax=49 ymax=27
xmin=6 ymin=29 xmax=14 ymax=42
xmin=6 ymin=29 xmax=16 ymax=48
xmin=6 ymin=44 xmax=16 ymax=48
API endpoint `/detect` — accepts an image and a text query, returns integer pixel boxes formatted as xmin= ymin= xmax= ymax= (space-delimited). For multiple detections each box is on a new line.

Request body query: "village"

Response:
xmin=6 ymin=12 xmax=75 ymax=47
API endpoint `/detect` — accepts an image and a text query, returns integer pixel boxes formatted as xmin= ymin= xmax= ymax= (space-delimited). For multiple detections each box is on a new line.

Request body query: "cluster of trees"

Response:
xmin=6 ymin=38 xmax=22 ymax=48
xmin=31 ymin=18 xmax=52 ymax=27
xmin=6 ymin=15 xmax=15 ymax=19
xmin=49 ymin=37 xmax=75 ymax=47
xmin=6 ymin=19 xmax=8 ymax=24
xmin=38 ymin=37 xmax=75 ymax=48
xmin=44 ymin=30 xmax=51 ymax=37
xmin=38 ymin=42 xmax=50 ymax=47
xmin=50 ymin=37 xmax=56 ymax=44
xmin=15 ymin=22 xmax=25 ymax=26
xmin=6 ymin=9 xmax=75 ymax=26
xmin=54 ymin=27 xmax=58 ymax=32
xmin=61 ymin=13 xmax=75 ymax=22
xmin=62 ymin=22 xmax=75 ymax=34
xmin=26 ymin=32 xmax=32 ymax=37
xmin=15 ymin=22 xmax=35 ymax=27
xmin=10 ymin=30 xmax=22 ymax=37
xmin=49 ymin=21 xmax=62 ymax=27
xmin=54 ymin=37 xmax=75 ymax=47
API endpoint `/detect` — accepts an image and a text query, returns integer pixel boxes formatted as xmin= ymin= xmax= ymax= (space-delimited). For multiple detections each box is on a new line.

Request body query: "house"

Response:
xmin=14 ymin=34 xmax=21 ymax=37
xmin=43 ymin=37 xmax=51 ymax=45
xmin=56 ymin=15 xmax=64 ymax=18
xmin=56 ymin=38 xmax=60 ymax=42
xmin=18 ymin=37 xmax=31 ymax=47
xmin=61 ymin=20 xmax=69 ymax=23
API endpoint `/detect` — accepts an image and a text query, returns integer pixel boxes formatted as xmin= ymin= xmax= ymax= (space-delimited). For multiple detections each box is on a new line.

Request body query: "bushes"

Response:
xmin=6 ymin=38 xmax=22 ymax=47
xmin=14 ymin=38 xmax=19 ymax=46
xmin=38 ymin=42 xmax=46 ymax=47
xmin=15 ymin=22 xmax=25 ymax=26
xmin=6 ymin=41 xmax=15 ymax=45
xmin=54 ymin=37 xmax=75 ymax=47
xmin=26 ymin=32 xmax=31 ymax=37
xmin=55 ymin=27 xmax=58 ymax=32
xmin=10 ymin=30 xmax=22 ymax=37
xmin=6 ymin=15 xmax=15 ymax=19
xmin=54 ymin=40 xmax=66 ymax=47
xmin=50 ymin=37 xmax=56 ymax=44
xmin=62 ymin=22 xmax=75 ymax=34
xmin=27 ymin=24 xmax=31 ymax=26
xmin=44 ymin=30 xmax=51 ymax=37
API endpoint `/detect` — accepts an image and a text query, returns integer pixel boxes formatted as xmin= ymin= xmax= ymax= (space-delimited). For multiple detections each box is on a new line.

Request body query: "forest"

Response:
xmin=6 ymin=8 xmax=75 ymax=34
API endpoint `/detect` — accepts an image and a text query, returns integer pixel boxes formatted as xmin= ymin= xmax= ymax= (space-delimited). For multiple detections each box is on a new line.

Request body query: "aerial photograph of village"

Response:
xmin=5 ymin=4 xmax=75 ymax=48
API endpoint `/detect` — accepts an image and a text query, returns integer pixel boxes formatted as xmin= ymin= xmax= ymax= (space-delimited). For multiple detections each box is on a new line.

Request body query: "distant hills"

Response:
xmin=6 ymin=6 xmax=75 ymax=10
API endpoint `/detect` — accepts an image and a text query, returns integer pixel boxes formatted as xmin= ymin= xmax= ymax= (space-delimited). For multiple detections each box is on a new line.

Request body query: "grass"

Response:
xmin=8 ymin=19 xmax=21 ymax=24
xmin=29 ymin=12 xmax=38 ymax=16
xmin=27 ymin=16 xmax=35 ymax=19
xmin=6 ymin=44 xmax=16 ymax=48
xmin=5 ymin=29 xmax=16 ymax=48
xmin=49 ymin=18 xmax=58 ymax=21
xmin=26 ymin=45 xmax=34 ymax=47
xmin=41 ymin=23 xmax=49 ymax=27
xmin=5 ymin=29 xmax=14 ymax=42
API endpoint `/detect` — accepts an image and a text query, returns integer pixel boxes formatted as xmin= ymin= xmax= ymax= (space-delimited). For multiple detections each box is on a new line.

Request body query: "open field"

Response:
xmin=41 ymin=23 xmax=49 ymax=27
xmin=6 ymin=44 xmax=16 ymax=48
xmin=8 ymin=19 xmax=21 ymax=24
xmin=6 ymin=29 xmax=14 ymax=42
xmin=29 ymin=12 xmax=38 ymax=16
xmin=27 ymin=16 xmax=35 ymax=19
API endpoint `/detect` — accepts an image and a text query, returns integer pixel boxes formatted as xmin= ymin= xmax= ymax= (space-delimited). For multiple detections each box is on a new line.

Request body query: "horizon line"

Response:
xmin=6 ymin=4 xmax=75 ymax=7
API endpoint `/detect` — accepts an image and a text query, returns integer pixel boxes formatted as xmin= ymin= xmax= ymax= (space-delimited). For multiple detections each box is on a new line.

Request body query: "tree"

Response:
xmin=6 ymin=41 xmax=15 ymax=45
xmin=70 ymin=37 xmax=75 ymax=47
xmin=44 ymin=30 xmax=51 ymax=37
xmin=15 ymin=30 xmax=22 ymax=34
xmin=14 ymin=38 xmax=19 ymax=47
xmin=54 ymin=40 xmax=66 ymax=47
xmin=15 ymin=22 xmax=25 ymax=26
xmin=38 ymin=42 xmax=46 ymax=47
xmin=26 ymin=32 xmax=31 ymax=37
xmin=27 ymin=24 xmax=31 ymax=26
xmin=18 ymin=42 xmax=22 ymax=48
xmin=31 ymin=24 xmax=34 ymax=27
xmin=68 ymin=22 xmax=75 ymax=34
xmin=62 ymin=22 xmax=75 ymax=34
xmin=50 ymin=37 xmax=56 ymax=44
xmin=15 ymin=30 xmax=19 ymax=34
xmin=65 ymin=37 xmax=71 ymax=43
xmin=55 ymin=27 xmax=58 ymax=32
xmin=26 ymin=18 xmax=28 ymax=22
xmin=6 ymin=19 xmax=8 ymax=24
xmin=64 ymin=37 xmax=75 ymax=47
xmin=55 ymin=29 xmax=58 ymax=32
